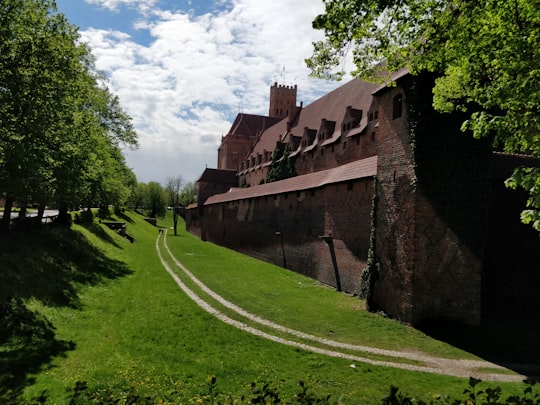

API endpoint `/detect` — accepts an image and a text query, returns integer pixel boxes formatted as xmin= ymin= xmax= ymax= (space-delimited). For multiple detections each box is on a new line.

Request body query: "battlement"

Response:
xmin=269 ymin=82 xmax=297 ymax=118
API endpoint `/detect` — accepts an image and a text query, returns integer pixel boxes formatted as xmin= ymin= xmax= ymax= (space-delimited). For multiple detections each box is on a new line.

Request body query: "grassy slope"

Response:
xmin=0 ymin=211 xmax=524 ymax=403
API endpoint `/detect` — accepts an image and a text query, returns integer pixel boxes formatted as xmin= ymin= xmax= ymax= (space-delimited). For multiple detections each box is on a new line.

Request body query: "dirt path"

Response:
xmin=156 ymin=232 xmax=525 ymax=383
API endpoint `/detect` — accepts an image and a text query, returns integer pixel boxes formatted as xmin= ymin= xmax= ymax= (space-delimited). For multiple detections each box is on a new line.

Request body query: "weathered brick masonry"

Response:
xmin=197 ymin=161 xmax=376 ymax=294
xmin=371 ymin=75 xmax=488 ymax=324
xmin=186 ymin=72 xmax=540 ymax=325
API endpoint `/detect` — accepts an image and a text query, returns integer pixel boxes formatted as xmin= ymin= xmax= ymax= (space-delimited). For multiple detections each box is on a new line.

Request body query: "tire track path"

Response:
xmin=156 ymin=231 xmax=524 ymax=382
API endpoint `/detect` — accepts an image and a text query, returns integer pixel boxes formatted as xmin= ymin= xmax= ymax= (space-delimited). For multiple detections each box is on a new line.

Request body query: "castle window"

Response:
xmin=343 ymin=141 xmax=347 ymax=150
xmin=371 ymin=132 xmax=376 ymax=142
xmin=375 ymin=110 xmax=379 ymax=119
xmin=369 ymin=112 xmax=373 ymax=121
xmin=393 ymin=94 xmax=403 ymax=119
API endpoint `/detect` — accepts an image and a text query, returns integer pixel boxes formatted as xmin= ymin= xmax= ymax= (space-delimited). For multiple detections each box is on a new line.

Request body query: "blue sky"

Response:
xmin=54 ymin=0 xmax=346 ymax=185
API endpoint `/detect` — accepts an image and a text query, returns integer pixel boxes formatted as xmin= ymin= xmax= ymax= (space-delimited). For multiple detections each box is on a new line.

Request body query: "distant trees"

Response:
xmin=0 ymin=0 xmax=138 ymax=229
xmin=178 ymin=182 xmax=197 ymax=207
xmin=165 ymin=176 xmax=182 ymax=235
xmin=128 ymin=180 xmax=196 ymax=223
xmin=147 ymin=182 xmax=167 ymax=219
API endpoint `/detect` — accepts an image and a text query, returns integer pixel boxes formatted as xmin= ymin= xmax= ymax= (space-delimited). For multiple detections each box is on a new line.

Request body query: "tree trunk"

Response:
xmin=173 ymin=208 xmax=178 ymax=236
xmin=1 ymin=197 xmax=14 ymax=231
xmin=18 ymin=204 xmax=27 ymax=218
xmin=56 ymin=204 xmax=71 ymax=227
xmin=36 ymin=204 xmax=46 ymax=225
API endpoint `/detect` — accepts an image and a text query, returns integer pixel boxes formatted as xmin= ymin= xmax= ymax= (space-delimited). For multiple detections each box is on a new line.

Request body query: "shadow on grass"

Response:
xmin=114 ymin=209 xmax=135 ymax=224
xmin=81 ymin=221 xmax=123 ymax=249
xmin=0 ymin=225 xmax=132 ymax=396
xmin=418 ymin=318 xmax=540 ymax=379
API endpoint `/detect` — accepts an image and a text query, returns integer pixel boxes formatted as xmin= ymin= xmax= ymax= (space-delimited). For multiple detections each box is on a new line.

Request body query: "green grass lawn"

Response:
xmin=0 ymin=210 xmax=531 ymax=403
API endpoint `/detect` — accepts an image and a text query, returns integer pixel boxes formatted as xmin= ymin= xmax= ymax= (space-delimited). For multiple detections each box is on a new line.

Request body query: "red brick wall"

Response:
xmin=198 ymin=178 xmax=374 ymax=294
xmin=218 ymin=135 xmax=252 ymax=171
xmin=371 ymin=85 xmax=417 ymax=322
xmin=372 ymin=77 xmax=485 ymax=325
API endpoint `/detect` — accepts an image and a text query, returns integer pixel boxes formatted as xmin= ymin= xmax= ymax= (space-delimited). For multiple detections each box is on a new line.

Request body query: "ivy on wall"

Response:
xmin=267 ymin=143 xmax=297 ymax=183
xmin=359 ymin=178 xmax=379 ymax=306
xmin=404 ymin=73 xmax=493 ymax=257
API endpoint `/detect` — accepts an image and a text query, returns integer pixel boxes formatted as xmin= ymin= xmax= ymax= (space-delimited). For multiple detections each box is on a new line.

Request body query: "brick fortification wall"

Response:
xmin=199 ymin=178 xmax=374 ymax=294
xmin=186 ymin=72 xmax=540 ymax=326
xmin=372 ymin=74 xmax=491 ymax=325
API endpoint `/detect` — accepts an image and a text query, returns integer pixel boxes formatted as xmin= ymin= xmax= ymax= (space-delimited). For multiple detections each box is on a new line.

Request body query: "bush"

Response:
xmin=9 ymin=377 xmax=539 ymax=404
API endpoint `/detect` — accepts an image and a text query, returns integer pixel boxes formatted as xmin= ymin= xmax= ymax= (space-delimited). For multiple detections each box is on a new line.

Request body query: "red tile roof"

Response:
xmin=371 ymin=68 xmax=411 ymax=95
xmin=247 ymin=78 xmax=380 ymax=160
xmin=197 ymin=168 xmax=237 ymax=184
xmin=491 ymin=152 xmax=540 ymax=179
xmin=227 ymin=113 xmax=281 ymax=137
xmin=204 ymin=156 xmax=377 ymax=205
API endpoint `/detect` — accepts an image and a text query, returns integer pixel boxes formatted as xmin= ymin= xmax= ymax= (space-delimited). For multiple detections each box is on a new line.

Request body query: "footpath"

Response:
xmin=155 ymin=231 xmax=527 ymax=383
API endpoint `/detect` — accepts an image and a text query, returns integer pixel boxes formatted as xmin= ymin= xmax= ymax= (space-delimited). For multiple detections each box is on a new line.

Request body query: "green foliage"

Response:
xmin=128 ymin=182 xmax=149 ymax=211
xmin=307 ymin=0 xmax=540 ymax=231
xmin=6 ymin=377 xmax=540 ymax=404
xmin=179 ymin=181 xmax=198 ymax=207
xmin=0 ymin=0 xmax=138 ymax=229
xmin=147 ymin=181 xmax=167 ymax=218
xmin=266 ymin=143 xmax=297 ymax=183
xmin=381 ymin=377 xmax=540 ymax=405
xmin=359 ymin=180 xmax=379 ymax=304
xmin=165 ymin=175 xmax=183 ymax=208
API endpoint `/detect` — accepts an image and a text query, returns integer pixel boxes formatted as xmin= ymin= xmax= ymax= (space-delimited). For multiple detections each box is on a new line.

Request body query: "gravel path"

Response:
xmin=156 ymin=232 xmax=526 ymax=383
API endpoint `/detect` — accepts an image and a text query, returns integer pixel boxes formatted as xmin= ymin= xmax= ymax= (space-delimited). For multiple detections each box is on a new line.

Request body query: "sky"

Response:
xmin=54 ymin=0 xmax=348 ymax=186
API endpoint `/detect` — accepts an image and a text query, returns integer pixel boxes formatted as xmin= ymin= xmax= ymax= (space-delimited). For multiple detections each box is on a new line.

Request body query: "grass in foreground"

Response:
xmin=0 ymin=210 xmax=529 ymax=403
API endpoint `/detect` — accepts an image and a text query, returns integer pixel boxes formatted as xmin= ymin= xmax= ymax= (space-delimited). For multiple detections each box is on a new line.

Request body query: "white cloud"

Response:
xmin=80 ymin=0 xmax=345 ymax=185
xmin=85 ymin=0 xmax=158 ymax=12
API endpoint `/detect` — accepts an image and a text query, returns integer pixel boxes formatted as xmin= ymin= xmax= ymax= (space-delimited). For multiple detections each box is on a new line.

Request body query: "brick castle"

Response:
xmin=186 ymin=71 xmax=540 ymax=326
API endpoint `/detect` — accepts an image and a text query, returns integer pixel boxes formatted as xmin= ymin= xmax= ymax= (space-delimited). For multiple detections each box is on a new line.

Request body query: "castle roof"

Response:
xmin=491 ymin=152 xmax=540 ymax=179
xmin=246 ymin=78 xmax=380 ymax=159
xmin=227 ymin=113 xmax=281 ymax=138
xmin=204 ymin=156 xmax=377 ymax=205
xmin=197 ymin=168 xmax=237 ymax=184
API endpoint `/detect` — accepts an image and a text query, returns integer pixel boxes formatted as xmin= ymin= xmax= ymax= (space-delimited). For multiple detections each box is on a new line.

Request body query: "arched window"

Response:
xmin=393 ymin=93 xmax=403 ymax=119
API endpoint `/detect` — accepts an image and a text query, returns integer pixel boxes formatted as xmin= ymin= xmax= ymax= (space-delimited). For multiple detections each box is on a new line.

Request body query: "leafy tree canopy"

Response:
xmin=0 ymin=0 xmax=138 ymax=228
xmin=306 ymin=0 xmax=540 ymax=231
xmin=179 ymin=182 xmax=198 ymax=207
xmin=147 ymin=181 xmax=167 ymax=219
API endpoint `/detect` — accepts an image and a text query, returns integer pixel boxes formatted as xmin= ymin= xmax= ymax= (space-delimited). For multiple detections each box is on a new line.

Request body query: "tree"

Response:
xmin=179 ymin=182 xmax=197 ymax=207
xmin=165 ymin=175 xmax=182 ymax=235
xmin=266 ymin=143 xmax=296 ymax=183
xmin=129 ymin=182 xmax=149 ymax=212
xmin=0 ymin=0 xmax=138 ymax=229
xmin=147 ymin=181 xmax=167 ymax=219
xmin=306 ymin=0 xmax=540 ymax=231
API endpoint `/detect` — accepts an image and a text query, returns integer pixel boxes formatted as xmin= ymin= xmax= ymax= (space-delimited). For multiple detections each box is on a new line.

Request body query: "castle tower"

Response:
xmin=269 ymin=82 xmax=297 ymax=118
